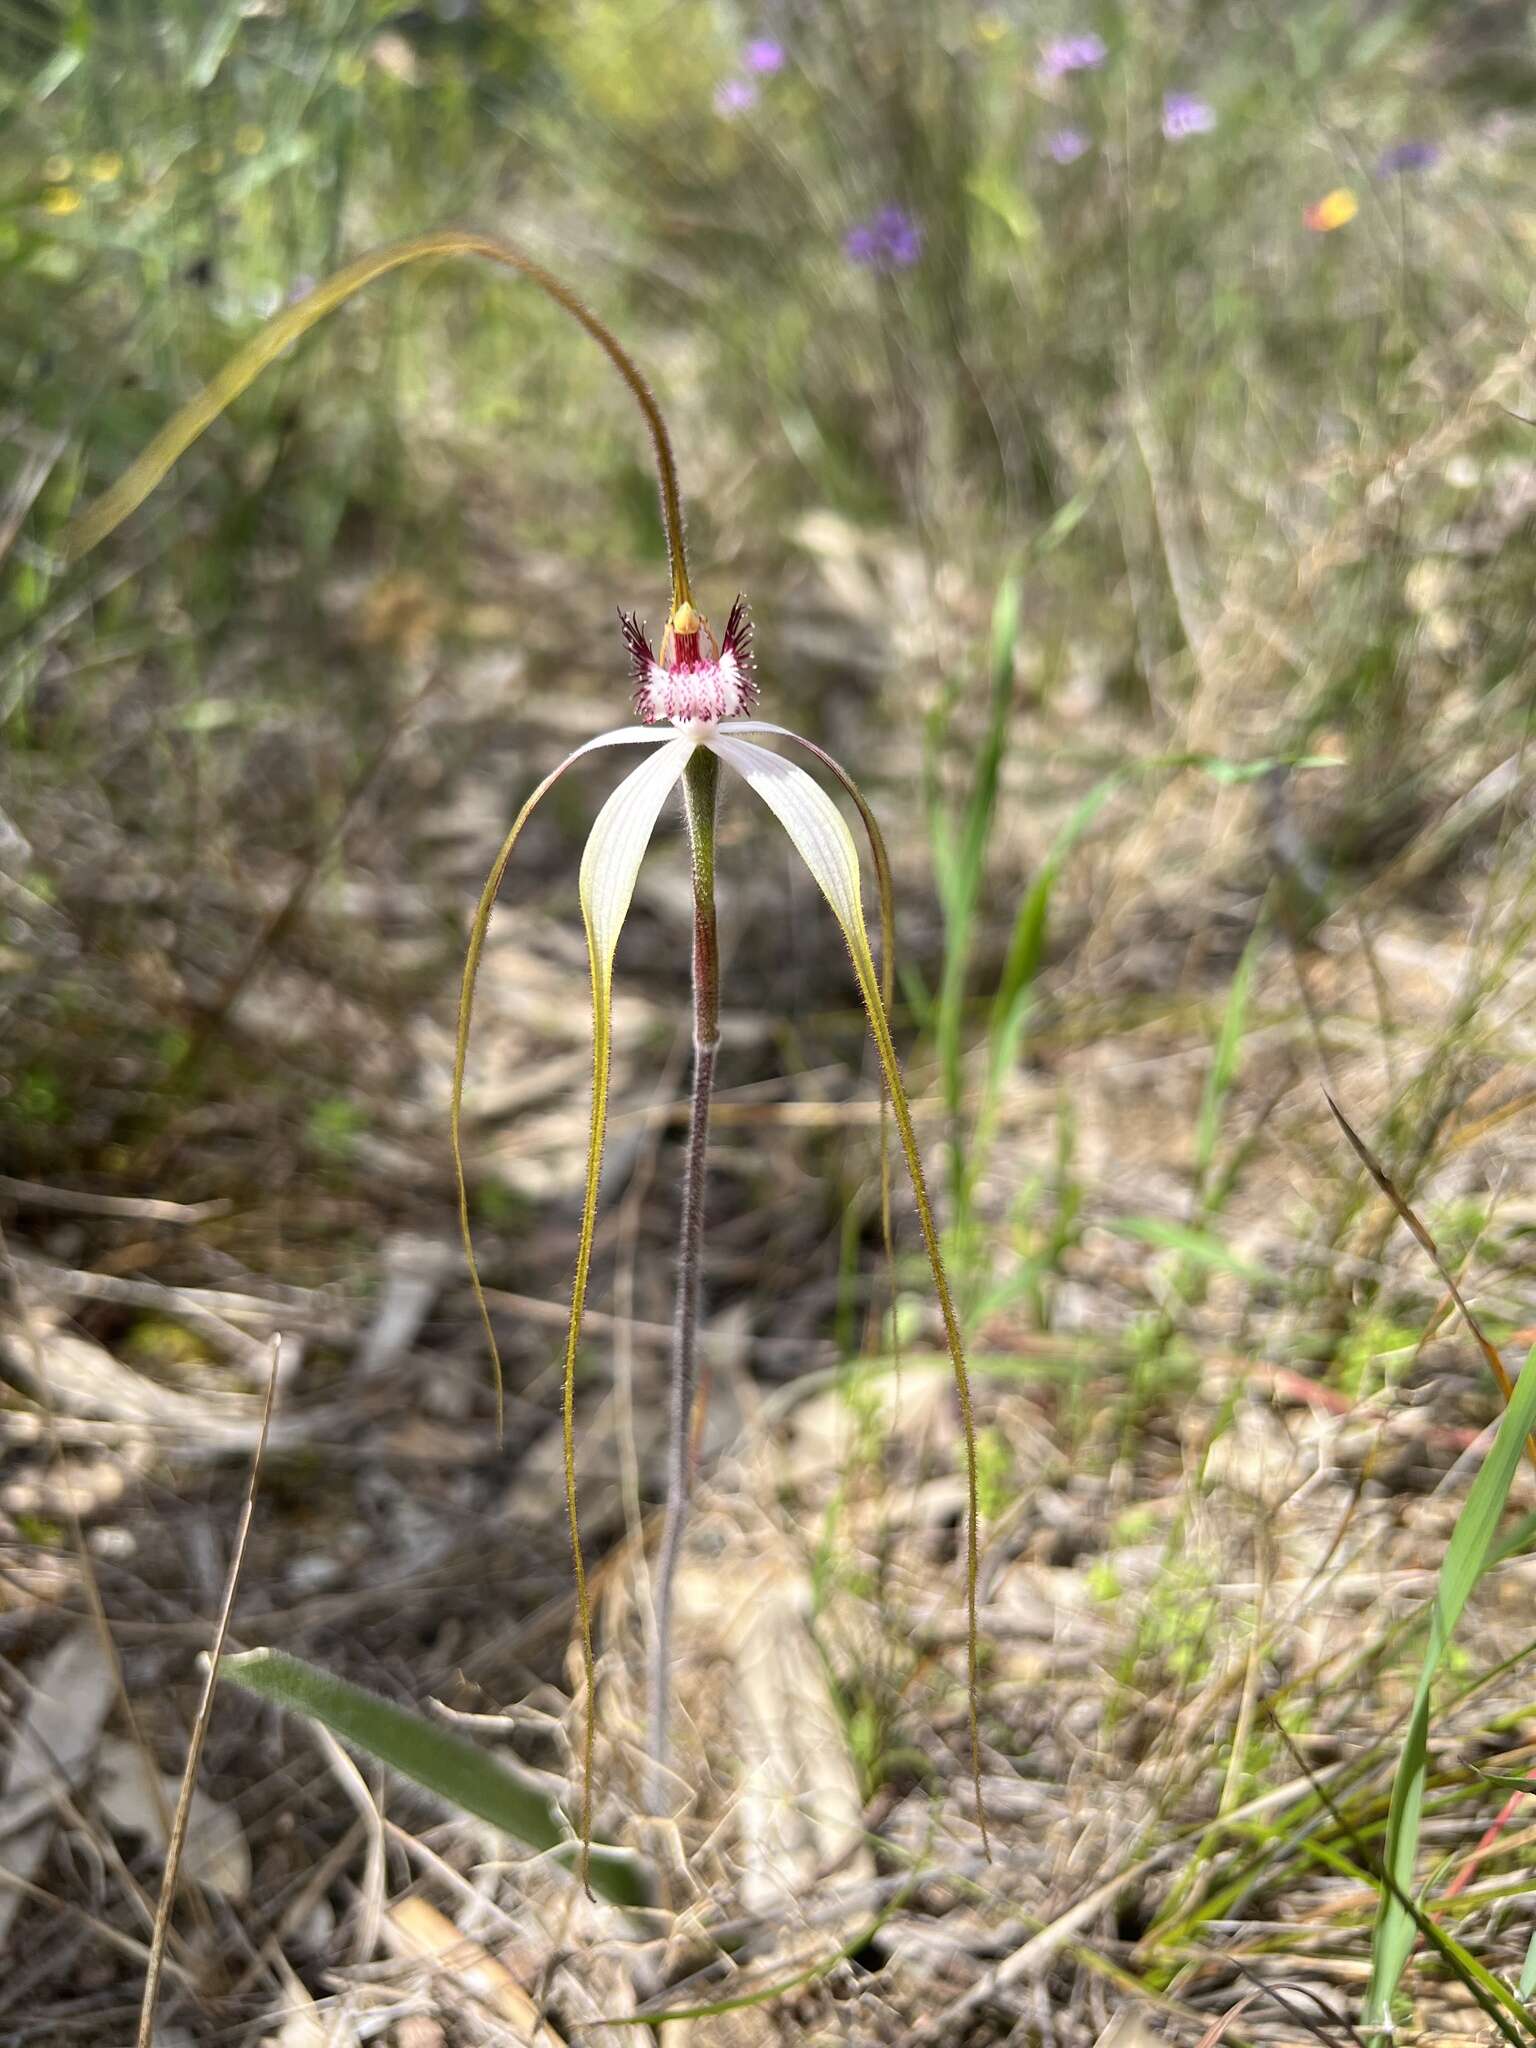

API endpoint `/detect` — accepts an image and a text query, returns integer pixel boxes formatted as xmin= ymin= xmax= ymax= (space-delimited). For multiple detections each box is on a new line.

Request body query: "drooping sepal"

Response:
xmin=705 ymin=730 xmax=990 ymax=1855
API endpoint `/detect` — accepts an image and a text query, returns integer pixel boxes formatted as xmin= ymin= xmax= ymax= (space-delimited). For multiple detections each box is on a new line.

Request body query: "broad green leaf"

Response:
xmin=709 ymin=732 xmax=989 ymax=1850
xmin=219 ymin=1649 xmax=649 ymax=1910
xmin=1366 ymin=1345 xmax=1536 ymax=2032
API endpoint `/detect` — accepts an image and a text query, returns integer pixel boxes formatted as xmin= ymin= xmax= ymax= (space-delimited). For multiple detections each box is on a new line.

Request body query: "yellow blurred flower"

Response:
xmin=42 ymin=154 xmax=72 ymax=182
xmin=974 ymin=12 xmax=1008 ymax=41
xmin=234 ymin=124 xmax=265 ymax=156
xmin=88 ymin=152 xmax=123 ymax=183
xmin=41 ymin=186 xmax=81 ymax=216
xmin=1304 ymin=187 xmax=1358 ymax=232
xmin=197 ymin=145 xmax=224 ymax=174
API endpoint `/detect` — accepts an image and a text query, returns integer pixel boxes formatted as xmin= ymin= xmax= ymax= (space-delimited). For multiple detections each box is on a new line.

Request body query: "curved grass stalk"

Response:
xmin=67 ymin=230 xmax=693 ymax=612
xmin=709 ymin=733 xmax=989 ymax=1851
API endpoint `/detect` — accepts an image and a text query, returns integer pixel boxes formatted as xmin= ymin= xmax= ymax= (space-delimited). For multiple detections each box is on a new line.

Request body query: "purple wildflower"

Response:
xmin=1046 ymin=126 xmax=1091 ymax=164
xmin=876 ymin=205 xmax=922 ymax=265
xmin=1038 ymin=32 xmax=1107 ymax=81
xmin=845 ymin=206 xmax=923 ymax=271
xmin=1377 ymin=139 xmax=1439 ymax=175
xmin=1162 ymin=91 xmax=1216 ymax=141
xmin=714 ymin=77 xmax=758 ymax=115
xmin=284 ymin=273 xmax=317 ymax=307
xmin=744 ymin=37 xmax=785 ymax=74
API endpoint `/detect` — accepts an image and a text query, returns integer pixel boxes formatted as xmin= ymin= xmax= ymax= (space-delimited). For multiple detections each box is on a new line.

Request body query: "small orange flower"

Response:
xmin=1305 ymin=187 xmax=1358 ymax=232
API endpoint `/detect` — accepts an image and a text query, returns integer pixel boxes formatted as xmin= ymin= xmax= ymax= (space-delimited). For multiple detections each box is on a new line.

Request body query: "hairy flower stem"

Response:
xmin=647 ymin=746 xmax=720 ymax=1800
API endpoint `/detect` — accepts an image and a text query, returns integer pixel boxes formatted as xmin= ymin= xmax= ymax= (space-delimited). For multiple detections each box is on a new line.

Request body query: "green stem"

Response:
xmin=648 ymin=746 xmax=719 ymax=1800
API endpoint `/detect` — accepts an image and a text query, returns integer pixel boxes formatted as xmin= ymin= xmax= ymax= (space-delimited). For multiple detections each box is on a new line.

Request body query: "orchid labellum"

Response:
xmin=69 ymin=231 xmax=987 ymax=1889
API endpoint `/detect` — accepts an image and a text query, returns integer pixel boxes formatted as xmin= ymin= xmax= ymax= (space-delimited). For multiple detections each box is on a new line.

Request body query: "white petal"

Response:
xmin=564 ymin=724 xmax=676 ymax=762
xmin=579 ymin=735 xmax=693 ymax=980
xmin=709 ymin=733 xmax=864 ymax=939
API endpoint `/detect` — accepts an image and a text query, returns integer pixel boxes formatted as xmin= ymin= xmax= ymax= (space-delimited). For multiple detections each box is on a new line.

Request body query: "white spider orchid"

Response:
xmin=450 ymin=586 xmax=986 ymax=1877
xmin=68 ymin=231 xmax=987 ymax=1895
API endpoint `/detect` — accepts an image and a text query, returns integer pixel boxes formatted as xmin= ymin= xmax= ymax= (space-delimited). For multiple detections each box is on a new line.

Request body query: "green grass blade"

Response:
xmin=934 ymin=574 xmax=1021 ymax=1121
xmin=1195 ymin=916 xmax=1263 ymax=1199
xmin=1107 ymin=1215 xmax=1278 ymax=1285
xmin=1365 ymin=1343 xmax=1536 ymax=2031
xmin=1283 ymin=1826 xmax=1531 ymax=2046
xmin=986 ymin=772 xmax=1121 ymax=1083
xmin=220 ymin=1649 xmax=650 ymax=1910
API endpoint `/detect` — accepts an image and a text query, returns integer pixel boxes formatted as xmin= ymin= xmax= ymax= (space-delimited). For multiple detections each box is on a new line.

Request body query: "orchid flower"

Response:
xmin=66 ymin=231 xmax=987 ymax=1889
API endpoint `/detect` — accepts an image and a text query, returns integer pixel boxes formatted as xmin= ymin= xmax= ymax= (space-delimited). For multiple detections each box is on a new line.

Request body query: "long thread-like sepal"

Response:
xmin=453 ymin=774 xmax=564 ymax=1440
xmin=709 ymin=734 xmax=989 ymax=1853
xmin=569 ymin=737 xmax=692 ymax=1884
xmin=452 ymin=729 xmax=672 ymax=1443
xmin=729 ymin=719 xmax=899 ymax=1306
